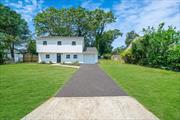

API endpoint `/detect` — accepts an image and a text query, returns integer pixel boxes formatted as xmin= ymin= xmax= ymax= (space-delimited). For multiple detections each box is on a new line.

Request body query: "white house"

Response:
xmin=6 ymin=49 xmax=23 ymax=62
xmin=36 ymin=36 xmax=98 ymax=64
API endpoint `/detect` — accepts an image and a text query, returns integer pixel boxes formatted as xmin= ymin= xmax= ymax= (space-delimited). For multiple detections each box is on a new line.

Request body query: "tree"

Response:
xmin=0 ymin=33 xmax=8 ymax=64
xmin=34 ymin=7 xmax=122 ymax=55
xmin=130 ymin=23 xmax=180 ymax=71
xmin=112 ymin=46 xmax=125 ymax=54
xmin=27 ymin=40 xmax=36 ymax=55
xmin=97 ymin=29 xmax=122 ymax=55
xmin=0 ymin=4 xmax=29 ymax=62
xmin=125 ymin=31 xmax=139 ymax=47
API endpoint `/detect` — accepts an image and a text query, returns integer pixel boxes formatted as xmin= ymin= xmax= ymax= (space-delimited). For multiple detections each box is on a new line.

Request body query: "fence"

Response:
xmin=23 ymin=54 xmax=38 ymax=62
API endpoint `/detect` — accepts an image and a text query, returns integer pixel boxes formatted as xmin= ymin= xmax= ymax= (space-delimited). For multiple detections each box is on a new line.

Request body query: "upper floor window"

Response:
xmin=73 ymin=55 xmax=77 ymax=59
xmin=57 ymin=41 xmax=61 ymax=45
xmin=66 ymin=54 xmax=70 ymax=59
xmin=72 ymin=41 xmax=76 ymax=45
xmin=46 ymin=54 xmax=50 ymax=59
xmin=43 ymin=41 xmax=47 ymax=45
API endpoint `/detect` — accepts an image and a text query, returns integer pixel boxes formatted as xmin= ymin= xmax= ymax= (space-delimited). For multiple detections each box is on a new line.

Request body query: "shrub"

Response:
xmin=40 ymin=61 xmax=46 ymax=64
xmin=72 ymin=61 xmax=80 ymax=66
xmin=167 ymin=45 xmax=180 ymax=71
xmin=103 ymin=54 xmax=111 ymax=59
xmin=15 ymin=61 xmax=23 ymax=63
xmin=49 ymin=61 xmax=53 ymax=64
xmin=120 ymin=48 xmax=134 ymax=63
xmin=126 ymin=23 xmax=180 ymax=71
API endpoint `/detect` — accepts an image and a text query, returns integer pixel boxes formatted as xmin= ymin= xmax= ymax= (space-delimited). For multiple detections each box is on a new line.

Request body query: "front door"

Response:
xmin=57 ymin=53 xmax=61 ymax=63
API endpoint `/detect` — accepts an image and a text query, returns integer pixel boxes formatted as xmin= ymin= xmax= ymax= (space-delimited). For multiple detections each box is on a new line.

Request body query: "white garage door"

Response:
xmin=83 ymin=54 xmax=97 ymax=64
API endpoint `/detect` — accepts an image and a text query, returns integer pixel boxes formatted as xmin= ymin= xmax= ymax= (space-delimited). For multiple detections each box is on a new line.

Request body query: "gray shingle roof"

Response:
xmin=83 ymin=47 xmax=98 ymax=54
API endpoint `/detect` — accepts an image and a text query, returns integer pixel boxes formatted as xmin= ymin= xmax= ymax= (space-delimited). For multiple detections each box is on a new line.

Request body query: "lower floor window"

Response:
xmin=66 ymin=54 xmax=70 ymax=59
xmin=46 ymin=54 xmax=50 ymax=58
xmin=73 ymin=55 xmax=77 ymax=59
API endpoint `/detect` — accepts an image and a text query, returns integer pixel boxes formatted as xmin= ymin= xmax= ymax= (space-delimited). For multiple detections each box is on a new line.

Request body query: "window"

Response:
xmin=57 ymin=41 xmax=61 ymax=45
xmin=46 ymin=54 xmax=50 ymax=59
xmin=73 ymin=55 xmax=77 ymax=59
xmin=43 ymin=41 xmax=47 ymax=45
xmin=72 ymin=41 xmax=76 ymax=45
xmin=66 ymin=54 xmax=70 ymax=59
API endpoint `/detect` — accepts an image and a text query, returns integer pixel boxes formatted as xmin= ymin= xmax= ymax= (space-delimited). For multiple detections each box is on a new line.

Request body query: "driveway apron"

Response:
xmin=56 ymin=64 xmax=127 ymax=97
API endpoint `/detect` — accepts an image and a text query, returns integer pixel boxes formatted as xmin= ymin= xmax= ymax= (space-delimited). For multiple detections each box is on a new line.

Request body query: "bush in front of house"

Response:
xmin=40 ymin=61 xmax=46 ymax=64
xmin=72 ymin=61 xmax=80 ymax=66
xmin=62 ymin=61 xmax=80 ymax=66
xmin=49 ymin=61 xmax=53 ymax=64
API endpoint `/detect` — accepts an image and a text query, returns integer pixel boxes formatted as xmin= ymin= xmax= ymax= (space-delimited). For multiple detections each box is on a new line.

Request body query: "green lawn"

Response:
xmin=100 ymin=60 xmax=180 ymax=120
xmin=0 ymin=63 xmax=76 ymax=120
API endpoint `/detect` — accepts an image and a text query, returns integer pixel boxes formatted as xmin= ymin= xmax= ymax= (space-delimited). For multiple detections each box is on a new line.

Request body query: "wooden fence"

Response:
xmin=23 ymin=53 xmax=38 ymax=62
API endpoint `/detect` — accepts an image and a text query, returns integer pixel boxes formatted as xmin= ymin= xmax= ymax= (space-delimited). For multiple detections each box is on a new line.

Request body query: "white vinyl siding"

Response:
xmin=37 ymin=37 xmax=83 ymax=53
xmin=38 ymin=53 xmax=97 ymax=64
xmin=61 ymin=53 xmax=83 ymax=63
xmin=37 ymin=37 xmax=98 ymax=64
xmin=38 ymin=53 xmax=57 ymax=63
xmin=83 ymin=54 xmax=98 ymax=64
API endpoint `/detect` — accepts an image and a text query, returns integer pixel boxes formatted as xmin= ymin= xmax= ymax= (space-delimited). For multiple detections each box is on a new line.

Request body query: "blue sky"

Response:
xmin=1 ymin=0 xmax=180 ymax=48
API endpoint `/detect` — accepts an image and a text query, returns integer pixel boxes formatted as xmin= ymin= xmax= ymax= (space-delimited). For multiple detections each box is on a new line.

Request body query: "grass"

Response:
xmin=100 ymin=60 xmax=180 ymax=120
xmin=0 ymin=63 xmax=76 ymax=120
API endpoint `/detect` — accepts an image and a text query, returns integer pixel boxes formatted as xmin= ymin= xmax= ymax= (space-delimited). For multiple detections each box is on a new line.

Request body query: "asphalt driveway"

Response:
xmin=56 ymin=64 xmax=127 ymax=97
xmin=22 ymin=64 xmax=159 ymax=120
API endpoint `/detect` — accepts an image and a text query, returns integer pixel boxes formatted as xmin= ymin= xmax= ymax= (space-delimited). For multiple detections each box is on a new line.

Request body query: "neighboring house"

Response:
xmin=6 ymin=49 xmax=23 ymax=62
xmin=111 ymin=55 xmax=121 ymax=61
xmin=36 ymin=36 xmax=98 ymax=64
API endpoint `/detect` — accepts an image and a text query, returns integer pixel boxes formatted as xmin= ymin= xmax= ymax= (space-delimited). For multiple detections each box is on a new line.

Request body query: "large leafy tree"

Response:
xmin=0 ymin=4 xmax=29 ymax=62
xmin=34 ymin=7 xmax=122 ymax=55
xmin=97 ymin=29 xmax=122 ymax=55
xmin=125 ymin=30 xmax=139 ymax=47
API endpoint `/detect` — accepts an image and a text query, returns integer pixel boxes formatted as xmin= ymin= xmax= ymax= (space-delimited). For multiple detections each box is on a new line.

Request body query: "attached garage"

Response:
xmin=83 ymin=47 xmax=98 ymax=64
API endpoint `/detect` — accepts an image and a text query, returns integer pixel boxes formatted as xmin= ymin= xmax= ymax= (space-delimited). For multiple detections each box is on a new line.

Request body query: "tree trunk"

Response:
xmin=10 ymin=43 xmax=15 ymax=62
xmin=78 ymin=28 xmax=82 ymax=37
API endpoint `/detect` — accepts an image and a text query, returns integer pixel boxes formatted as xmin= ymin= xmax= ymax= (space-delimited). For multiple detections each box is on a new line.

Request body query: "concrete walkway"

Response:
xmin=21 ymin=64 xmax=159 ymax=120
xmin=51 ymin=64 xmax=80 ymax=69
xmin=56 ymin=64 xmax=127 ymax=97
xmin=22 ymin=97 xmax=159 ymax=120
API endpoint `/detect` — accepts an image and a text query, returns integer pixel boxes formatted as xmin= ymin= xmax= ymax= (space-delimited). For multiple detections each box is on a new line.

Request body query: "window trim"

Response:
xmin=43 ymin=41 xmax=47 ymax=45
xmin=57 ymin=41 xmax=61 ymax=45
xmin=46 ymin=54 xmax=50 ymax=59
xmin=73 ymin=54 xmax=77 ymax=59
xmin=72 ymin=41 xmax=76 ymax=46
xmin=66 ymin=54 xmax=70 ymax=59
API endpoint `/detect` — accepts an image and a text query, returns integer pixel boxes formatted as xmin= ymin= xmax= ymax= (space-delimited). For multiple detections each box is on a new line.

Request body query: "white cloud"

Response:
xmin=81 ymin=0 xmax=102 ymax=10
xmin=4 ymin=0 xmax=44 ymax=27
xmin=108 ymin=0 xmax=180 ymax=48
xmin=81 ymin=0 xmax=110 ymax=12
